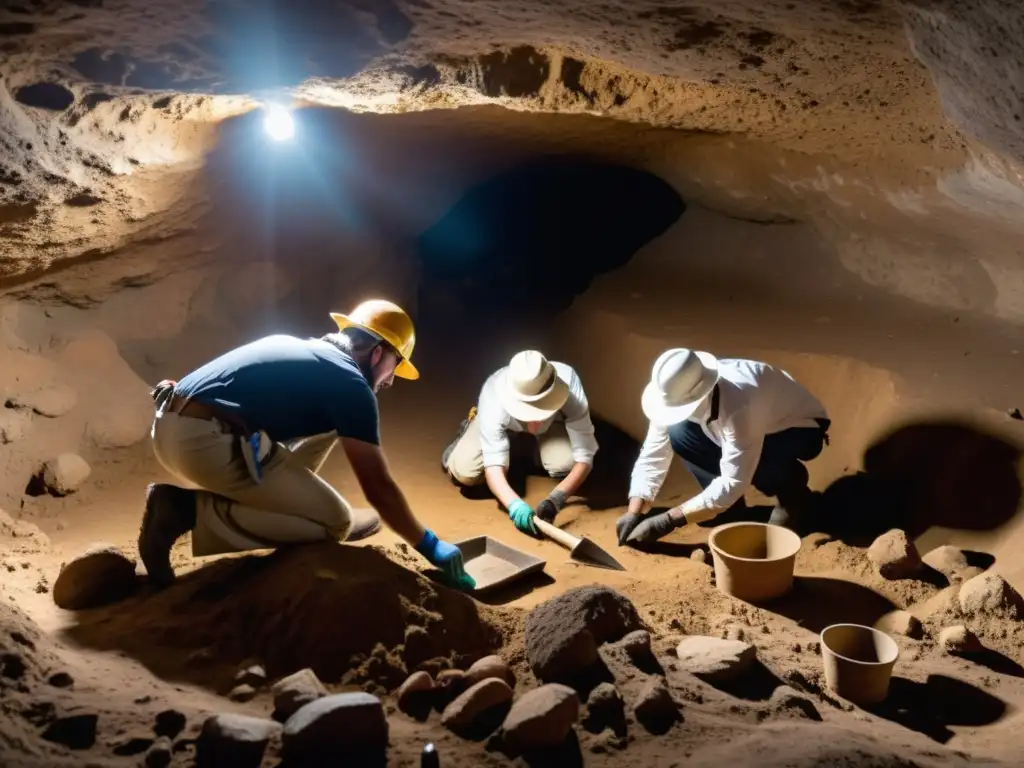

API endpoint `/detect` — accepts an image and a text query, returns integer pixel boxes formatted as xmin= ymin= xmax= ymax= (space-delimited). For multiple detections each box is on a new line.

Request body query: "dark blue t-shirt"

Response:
xmin=174 ymin=335 xmax=380 ymax=445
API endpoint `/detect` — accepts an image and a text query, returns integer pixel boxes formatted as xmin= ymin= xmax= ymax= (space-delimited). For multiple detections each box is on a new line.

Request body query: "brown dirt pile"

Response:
xmin=61 ymin=542 xmax=512 ymax=693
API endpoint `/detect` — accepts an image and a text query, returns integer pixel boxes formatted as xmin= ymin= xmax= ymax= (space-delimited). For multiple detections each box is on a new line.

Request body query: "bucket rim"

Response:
xmin=819 ymin=623 xmax=900 ymax=667
xmin=708 ymin=521 xmax=802 ymax=563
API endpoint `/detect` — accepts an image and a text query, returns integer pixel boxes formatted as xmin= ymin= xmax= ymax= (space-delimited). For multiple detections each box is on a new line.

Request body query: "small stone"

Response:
xmin=235 ymin=664 xmax=267 ymax=688
xmin=282 ymin=692 xmax=388 ymax=763
xmin=632 ymin=678 xmax=680 ymax=734
xmin=229 ymin=683 xmax=257 ymax=702
xmin=397 ymin=671 xmax=434 ymax=717
xmin=434 ymin=668 xmax=468 ymax=707
xmin=196 ymin=713 xmax=280 ymax=768
xmin=959 ymin=572 xmax=1023 ymax=618
xmin=8 ymin=385 xmax=77 ymax=417
xmin=271 ymin=668 xmax=328 ymax=722
xmin=465 ymin=654 xmax=516 ymax=688
xmin=1009 ymin=407 xmax=1023 ymax=420
xmin=690 ymin=549 xmax=707 ymax=564
xmin=584 ymin=682 xmax=624 ymax=733
xmin=441 ymin=678 xmax=513 ymax=733
xmin=676 ymin=636 xmax=757 ymax=683
xmin=501 ymin=683 xmax=579 ymax=752
xmin=922 ymin=546 xmax=970 ymax=582
xmin=154 ymin=709 xmax=187 ymax=739
xmin=41 ymin=713 xmax=98 ymax=750
xmin=41 ymin=453 xmax=91 ymax=495
xmin=867 ymin=529 xmax=922 ymax=580
xmin=48 ymin=671 xmax=74 ymax=688
xmin=939 ymin=625 xmax=983 ymax=654
xmin=112 ymin=736 xmax=154 ymax=756
xmin=616 ymin=629 xmax=653 ymax=663
xmin=145 ymin=736 xmax=173 ymax=768
xmin=876 ymin=610 xmax=924 ymax=640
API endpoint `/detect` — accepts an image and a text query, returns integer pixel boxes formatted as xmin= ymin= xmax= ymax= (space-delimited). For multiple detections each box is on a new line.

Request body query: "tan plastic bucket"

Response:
xmin=707 ymin=522 xmax=801 ymax=602
xmin=820 ymin=623 xmax=899 ymax=706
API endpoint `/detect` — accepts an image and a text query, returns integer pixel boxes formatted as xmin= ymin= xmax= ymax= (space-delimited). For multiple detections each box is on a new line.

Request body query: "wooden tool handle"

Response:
xmin=534 ymin=518 xmax=581 ymax=550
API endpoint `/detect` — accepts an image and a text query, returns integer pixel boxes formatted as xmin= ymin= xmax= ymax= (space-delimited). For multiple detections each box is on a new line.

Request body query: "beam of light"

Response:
xmin=262 ymin=104 xmax=295 ymax=141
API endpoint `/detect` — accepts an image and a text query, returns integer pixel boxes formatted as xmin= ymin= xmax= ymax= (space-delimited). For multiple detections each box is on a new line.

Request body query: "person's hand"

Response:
xmin=616 ymin=510 xmax=646 ymax=545
xmin=535 ymin=490 xmax=567 ymax=524
xmin=626 ymin=510 xmax=685 ymax=544
xmin=415 ymin=529 xmax=476 ymax=590
xmin=507 ymin=499 xmax=538 ymax=535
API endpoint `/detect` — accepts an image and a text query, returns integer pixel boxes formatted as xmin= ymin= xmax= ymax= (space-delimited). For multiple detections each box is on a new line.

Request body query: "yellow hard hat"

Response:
xmin=330 ymin=299 xmax=419 ymax=380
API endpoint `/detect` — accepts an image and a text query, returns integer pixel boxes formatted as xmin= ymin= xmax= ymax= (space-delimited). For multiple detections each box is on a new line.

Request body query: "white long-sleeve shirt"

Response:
xmin=477 ymin=361 xmax=598 ymax=469
xmin=628 ymin=358 xmax=827 ymax=522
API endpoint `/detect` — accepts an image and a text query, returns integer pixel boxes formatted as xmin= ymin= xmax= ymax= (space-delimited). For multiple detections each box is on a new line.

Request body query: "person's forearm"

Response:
xmin=484 ymin=466 xmax=520 ymax=509
xmin=554 ymin=462 xmax=591 ymax=498
xmin=364 ymin=479 xmax=427 ymax=546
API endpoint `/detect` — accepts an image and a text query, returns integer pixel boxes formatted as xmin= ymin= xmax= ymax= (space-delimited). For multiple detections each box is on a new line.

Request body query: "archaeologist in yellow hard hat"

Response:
xmin=442 ymin=350 xmax=598 ymax=535
xmin=617 ymin=348 xmax=830 ymax=544
xmin=139 ymin=299 xmax=474 ymax=590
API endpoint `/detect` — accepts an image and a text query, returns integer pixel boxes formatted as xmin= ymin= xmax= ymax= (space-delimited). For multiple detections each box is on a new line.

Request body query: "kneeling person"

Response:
xmin=619 ymin=348 xmax=830 ymax=544
xmin=443 ymin=351 xmax=598 ymax=535
xmin=139 ymin=299 xmax=473 ymax=589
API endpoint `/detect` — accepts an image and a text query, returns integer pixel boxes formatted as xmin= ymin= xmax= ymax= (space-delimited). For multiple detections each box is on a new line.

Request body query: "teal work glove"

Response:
xmin=508 ymin=498 xmax=538 ymax=535
xmin=415 ymin=529 xmax=476 ymax=590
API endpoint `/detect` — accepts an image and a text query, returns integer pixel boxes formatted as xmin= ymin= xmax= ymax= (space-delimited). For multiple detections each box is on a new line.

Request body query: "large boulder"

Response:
xmin=524 ymin=586 xmax=643 ymax=682
xmin=282 ymin=692 xmax=388 ymax=764
xmin=867 ymin=529 xmax=922 ymax=580
xmin=958 ymin=573 xmax=1023 ymax=618
xmin=52 ymin=544 xmax=138 ymax=610
xmin=500 ymin=683 xmax=579 ymax=752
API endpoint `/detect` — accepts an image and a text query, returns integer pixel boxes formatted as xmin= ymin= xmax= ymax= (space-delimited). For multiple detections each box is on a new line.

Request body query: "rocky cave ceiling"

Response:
xmin=0 ymin=0 xmax=1023 ymax=300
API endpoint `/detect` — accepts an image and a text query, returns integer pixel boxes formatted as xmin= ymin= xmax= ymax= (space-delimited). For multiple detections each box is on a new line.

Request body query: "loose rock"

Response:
xmin=282 ymin=692 xmax=388 ymax=763
xmin=867 ymin=529 xmax=922 ymax=580
xmin=524 ymin=585 xmax=644 ymax=682
xmin=48 ymin=671 xmax=74 ymax=688
xmin=397 ymin=670 xmax=434 ymax=717
xmin=616 ymin=629 xmax=653 ymax=663
xmin=632 ymin=678 xmax=680 ymax=734
xmin=229 ymin=683 xmax=257 ymax=702
xmin=271 ymin=668 xmax=328 ymax=722
xmin=145 ymin=736 xmax=173 ymax=768
xmin=52 ymin=543 xmax=137 ymax=610
xmin=434 ymin=668 xmax=468 ymax=707
xmin=196 ymin=713 xmax=280 ymax=768
xmin=959 ymin=572 xmax=1023 ymax=618
xmin=922 ymin=545 xmax=970 ymax=582
xmin=154 ymin=709 xmax=187 ymax=739
xmin=41 ymin=453 xmax=92 ymax=495
xmin=939 ymin=625 xmax=983 ymax=654
xmin=235 ymin=664 xmax=267 ymax=687
xmin=876 ymin=610 xmax=924 ymax=640
xmin=465 ymin=654 xmax=515 ymax=687
xmin=41 ymin=712 xmax=98 ymax=750
xmin=441 ymin=677 xmax=513 ymax=733
xmin=676 ymin=636 xmax=757 ymax=683
xmin=584 ymin=682 xmax=624 ymax=734
xmin=501 ymin=683 xmax=579 ymax=752
xmin=690 ymin=548 xmax=707 ymax=564
xmin=8 ymin=385 xmax=77 ymax=417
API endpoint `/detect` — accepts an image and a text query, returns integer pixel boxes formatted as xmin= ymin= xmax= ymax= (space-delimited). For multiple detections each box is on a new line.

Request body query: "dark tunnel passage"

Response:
xmin=417 ymin=156 xmax=686 ymax=313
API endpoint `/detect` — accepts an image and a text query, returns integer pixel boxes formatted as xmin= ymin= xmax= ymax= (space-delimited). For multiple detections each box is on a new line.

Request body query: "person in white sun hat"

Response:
xmin=442 ymin=350 xmax=598 ymax=535
xmin=618 ymin=347 xmax=831 ymax=544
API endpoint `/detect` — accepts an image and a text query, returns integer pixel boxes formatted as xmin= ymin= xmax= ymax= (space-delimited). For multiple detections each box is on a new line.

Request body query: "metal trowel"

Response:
xmin=534 ymin=518 xmax=626 ymax=571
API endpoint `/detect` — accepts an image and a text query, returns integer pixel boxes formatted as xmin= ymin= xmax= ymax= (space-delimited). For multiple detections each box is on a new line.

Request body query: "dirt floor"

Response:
xmin=5 ymin=207 xmax=1024 ymax=766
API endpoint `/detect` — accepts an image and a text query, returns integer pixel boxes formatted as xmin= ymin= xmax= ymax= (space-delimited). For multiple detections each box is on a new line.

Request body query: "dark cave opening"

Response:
xmin=416 ymin=156 xmax=686 ymax=313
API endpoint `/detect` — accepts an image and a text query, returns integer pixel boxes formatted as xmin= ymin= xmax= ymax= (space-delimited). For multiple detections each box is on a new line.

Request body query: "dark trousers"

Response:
xmin=668 ymin=419 xmax=829 ymax=506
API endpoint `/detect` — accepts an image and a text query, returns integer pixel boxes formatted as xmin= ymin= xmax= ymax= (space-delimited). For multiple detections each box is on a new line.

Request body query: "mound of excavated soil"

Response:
xmin=61 ymin=542 xmax=511 ymax=693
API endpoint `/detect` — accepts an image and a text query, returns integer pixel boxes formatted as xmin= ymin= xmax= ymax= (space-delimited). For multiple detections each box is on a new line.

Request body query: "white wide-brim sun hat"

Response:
xmin=641 ymin=348 xmax=720 ymax=427
xmin=499 ymin=350 xmax=571 ymax=423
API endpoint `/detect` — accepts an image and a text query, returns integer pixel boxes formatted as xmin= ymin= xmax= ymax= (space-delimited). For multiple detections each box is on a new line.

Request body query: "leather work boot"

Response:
xmin=139 ymin=483 xmax=197 ymax=588
xmin=346 ymin=507 xmax=382 ymax=542
xmin=440 ymin=406 xmax=477 ymax=473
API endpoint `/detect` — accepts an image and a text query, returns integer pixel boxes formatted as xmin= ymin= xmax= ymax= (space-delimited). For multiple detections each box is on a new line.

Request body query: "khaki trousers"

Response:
xmin=150 ymin=411 xmax=353 ymax=556
xmin=445 ymin=418 xmax=575 ymax=486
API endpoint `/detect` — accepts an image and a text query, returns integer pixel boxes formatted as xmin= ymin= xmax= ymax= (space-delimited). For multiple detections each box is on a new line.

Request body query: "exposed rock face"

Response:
xmin=524 ymin=585 xmax=643 ymax=682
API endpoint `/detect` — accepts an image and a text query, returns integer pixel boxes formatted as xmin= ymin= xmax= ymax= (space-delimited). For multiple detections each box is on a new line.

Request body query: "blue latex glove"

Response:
xmin=415 ymin=529 xmax=476 ymax=590
xmin=507 ymin=498 xmax=538 ymax=535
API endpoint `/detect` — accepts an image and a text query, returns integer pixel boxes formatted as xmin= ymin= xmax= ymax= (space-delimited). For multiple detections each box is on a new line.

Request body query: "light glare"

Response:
xmin=263 ymin=105 xmax=295 ymax=141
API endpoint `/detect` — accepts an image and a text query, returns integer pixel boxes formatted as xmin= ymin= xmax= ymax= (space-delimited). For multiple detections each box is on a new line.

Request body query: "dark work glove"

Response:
xmin=536 ymin=490 xmax=568 ymax=524
xmin=626 ymin=511 xmax=685 ymax=544
xmin=616 ymin=511 xmax=645 ymax=545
